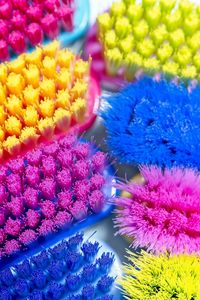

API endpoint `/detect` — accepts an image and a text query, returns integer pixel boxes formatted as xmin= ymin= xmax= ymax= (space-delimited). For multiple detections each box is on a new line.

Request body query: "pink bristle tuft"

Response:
xmin=73 ymin=160 xmax=90 ymax=180
xmin=7 ymin=174 xmax=22 ymax=196
xmin=43 ymin=142 xmax=59 ymax=157
xmin=11 ymin=11 xmax=27 ymax=31
xmin=59 ymin=134 xmax=76 ymax=149
xmin=59 ymin=5 xmax=74 ymax=31
xmin=42 ymin=156 xmax=56 ymax=177
xmin=0 ymin=1 xmax=12 ymax=19
xmin=0 ymin=210 xmax=6 ymax=227
xmin=0 ymin=229 xmax=5 ymax=245
xmin=4 ymin=239 xmax=20 ymax=256
xmin=45 ymin=0 xmax=60 ymax=13
xmin=57 ymin=169 xmax=71 ymax=189
xmin=8 ymin=196 xmax=24 ymax=218
xmin=41 ymin=14 xmax=59 ymax=39
xmin=27 ymin=4 xmax=43 ymax=22
xmin=8 ymin=158 xmax=24 ymax=174
xmin=57 ymin=191 xmax=72 ymax=210
xmin=74 ymin=143 xmax=90 ymax=159
xmin=25 ymin=165 xmax=40 ymax=187
xmin=0 ymin=166 xmax=6 ymax=182
xmin=0 ymin=184 xmax=7 ymax=205
xmin=0 ymin=39 xmax=9 ymax=61
xmin=26 ymin=209 xmax=40 ymax=229
xmin=26 ymin=149 xmax=42 ymax=166
xmin=71 ymin=201 xmax=88 ymax=221
xmin=24 ymin=187 xmax=38 ymax=209
xmin=115 ymin=166 xmax=200 ymax=254
xmin=90 ymin=174 xmax=105 ymax=190
xmin=39 ymin=219 xmax=55 ymax=236
xmin=41 ymin=200 xmax=56 ymax=219
xmin=89 ymin=190 xmax=105 ymax=213
xmin=26 ymin=23 xmax=43 ymax=46
xmin=55 ymin=211 xmax=72 ymax=228
xmin=40 ymin=178 xmax=56 ymax=199
xmin=74 ymin=180 xmax=90 ymax=202
xmin=57 ymin=149 xmax=73 ymax=167
xmin=19 ymin=229 xmax=37 ymax=245
xmin=8 ymin=31 xmax=26 ymax=54
xmin=12 ymin=0 xmax=28 ymax=12
xmin=5 ymin=218 xmax=21 ymax=237
xmin=92 ymin=152 xmax=106 ymax=172
xmin=0 ymin=20 xmax=8 ymax=39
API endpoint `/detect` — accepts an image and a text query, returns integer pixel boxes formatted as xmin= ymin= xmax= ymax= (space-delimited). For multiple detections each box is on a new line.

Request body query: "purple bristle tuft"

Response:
xmin=4 ymin=239 xmax=20 ymax=255
xmin=74 ymin=143 xmax=90 ymax=159
xmin=71 ymin=201 xmax=88 ymax=221
xmin=97 ymin=275 xmax=114 ymax=293
xmin=29 ymin=290 xmax=44 ymax=300
xmin=55 ymin=211 xmax=72 ymax=228
xmin=82 ymin=284 xmax=95 ymax=300
xmin=0 ymin=269 xmax=14 ymax=286
xmin=67 ymin=295 xmax=82 ymax=300
xmin=19 ymin=229 xmax=37 ymax=245
xmin=0 ymin=288 xmax=11 ymax=300
xmin=8 ymin=158 xmax=24 ymax=174
xmin=8 ymin=196 xmax=24 ymax=217
xmin=59 ymin=134 xmax=76 ymax=148
xmin=49 ymin=260 xmax=65 ymax=280
xmin=39 ymin=219 xmax=55 ymax=236
xmin=25 ymin=165 xmax=40 ymax=187
xmin=57 ymin=149 xmax=73 ymax=167
xmin=67 ymin=233 xmax=84 ymax=250
xmin=6 ymin=173 xmax=22 ymax=196
xmin=31 ymin=251 xmax=50 ymax=269
xmin=81 ymin=241 xmax=100 ymax=261
xmin=32 ymin=269 xmax=47 ymax=289
xmin=92 ymin=152 xmax=106 ymax=172
xmin=42 ymin=156 xmax=57 ymax=177
xmin=26 ymin=209 xmax=40 ymax=228
xmin=49 ymin=241 xmax=68 ymax=259
xmin=46 ymin=281 xmax=65 ymax=300
xmin=57 ymin=190 xmax=72 ymax=210
xmin=26 ymin=149 xmax=42 ymax=166
xmin=15 ymin=278 xmax=29 ymax=296
xmin=43 ymin=141 xmax=59 ymax=157
xmin=0 ymin=229 xmax=5 ymax=245
xmin=41 ymin=200 xmax=56 ymax=219
xmin=73 ymin=160 xmax=90 ymax=180
xmin=65 ymin=274 xmax=82 ymax=291
xmin=0 ymin=184 xmax=8 ymax=205
xmin=96 ymin=296 xmax=113 ymax=300
xmin=90 ymin=174 xmax=105 ymax=190
xmin=5 ymin=218 xmax=21 ymax=237
xmin=24 ymin=187 xmax=38 ymax=209
xmin=40 ymin=178 xmax=56 ymax=199
xmin=74 ymin=180 xmax=90 ymax=202
xmin=97 ymin=253 xmax=114 ymax=273
xmin=57 ymin=169 xmax=72 ymax=189
xmin=15 ymin=260 xmax=31 ymax=278
xmin=65 ymin=251 xmax=83 ymax=271
xmin=82 ymin=264 xmax=98 ymax=283
xmin=89 ymin=190 xmax=105 ymax=213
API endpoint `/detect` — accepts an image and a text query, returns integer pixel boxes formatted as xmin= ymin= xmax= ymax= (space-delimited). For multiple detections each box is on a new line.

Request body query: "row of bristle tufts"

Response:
xmin=98 ymin=0 xmax=200 ymax=82
xmin=0 ymin=233 xmax=115 ymax=300
xmin=0 ymin=41 xmax=90 ymax=157
xmin=0 ymin=0 xmax=74 ymax=60
xmin=0 ymin=134 xmax=108 ymax=258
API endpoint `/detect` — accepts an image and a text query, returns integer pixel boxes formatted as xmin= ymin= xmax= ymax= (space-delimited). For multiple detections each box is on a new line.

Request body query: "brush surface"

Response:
xmin=98 ymin=0 xmax=200 ymax=82
xmin=0 ymin=0 xmax=74 ymax=60
xmin=0 ymin=232 xmax=116 ymax=300
xmin=0 ymin=133 xmax=112 ymax=259
xmin=120 ymin=250 xmax=200 ymax=300
xmin=0 ymin=41 xmax=90 ymax=158
xmin=115 ymin=165 xmax=200 ymax=254
xmin=101 ymin=77 xmax=200 ymax=168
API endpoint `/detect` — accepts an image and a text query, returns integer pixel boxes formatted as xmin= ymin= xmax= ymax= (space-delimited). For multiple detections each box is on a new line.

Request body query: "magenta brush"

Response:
xmin=8 ymin=31 xmax=26 ymax=54
xmin=26 ymin=23 xmax=43 ymax=46
xmin=0 ymin=134 xmax=114 ymax=259
xmin=115 ymin=165 xmax=200 ymax=254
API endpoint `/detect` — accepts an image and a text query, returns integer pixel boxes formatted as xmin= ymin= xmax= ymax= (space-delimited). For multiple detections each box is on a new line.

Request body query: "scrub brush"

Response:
xmin=0 ymin=41 xmax=99 ymax=160
xmin=94 ymin=0 xmax=200 ymax=84
xmin=119 ymin=249 xmax=200 ymax=300
xmin=0 ymin=232 xmax=117 ymax=300
xmin=0 ymin=133 xmax=115 ymax=260
xmin=101 ymin=77 xmax=200 ymax=169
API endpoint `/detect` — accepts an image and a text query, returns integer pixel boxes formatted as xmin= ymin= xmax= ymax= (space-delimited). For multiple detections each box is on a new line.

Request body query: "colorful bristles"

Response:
xmin=0 ymin=134 xmax=110 ymax=258
xmin=101 ymin=77 xmax=200 ymax=168
xmin=0 ymin=233 xmax=115 ymax=299
xmin=119 ymin=250 xmax=200 ymax=299
xmin=0 ymin=0 xmax=74 ymax=60
xmin=98 ymin=0 xmax=200 ymax=82
xmin=115 ymin=165 xmax=200 ymax=254
xmin=0 ymin=42 xmax=90 ymax=158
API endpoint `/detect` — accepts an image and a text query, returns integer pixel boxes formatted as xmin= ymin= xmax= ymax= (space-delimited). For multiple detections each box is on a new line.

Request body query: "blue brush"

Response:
xmin=0 ymin=232 xmax=119 ymax=300
xmin=101 ymin=77 xmax=200 ymax=169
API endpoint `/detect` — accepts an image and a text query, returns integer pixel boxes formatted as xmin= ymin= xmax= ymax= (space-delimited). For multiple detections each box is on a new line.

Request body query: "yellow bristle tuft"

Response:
xmin=56 ymin=68 xmax=72 ymax=90
xmin=54 ymin=108 xmax=71 ymax=131
xmin=23 ymin=65 xmax=40 ymax=88
xmin=20 ymin=127 xmax=39 ymax=145
xmin=6 ymin=95 xmax=23 ymax=116
xmin=7 ymin=73 xmax=24 ymax=96
xmin=0 ymin=127 xmax=5 ymax=142
xmin=56 ymin=90 xmax=71 ymax=109
xmin=57 ymin=49 xmax=75 ymax=68
xmin=0 ymin=64 xmax=7 ymax=84
xmin=71 ymin=98 xmax=86 ymax=123
xmin=5 ymin=116 xmax=22 ymax=136
xmin=23 ymin=85 xmax=40 ymax=107
xmin=8 ymin=56 xmax=25 ymax=74
xmin=70 ymin=79 xmax=88 ymax=100
xmin=23 ymin=106 xmax=39 ymax=127
xmin=3 ymin=135 xmax=20 ymax=154
xmin=42 ymin=40 xmax=59 ymax=57
xmin=25 ymin=47 xmax=42 ymax=67
xmin=40 ymin=78 xmax=56 ymax=99
xmin=39 ymin=98 xmax=55 ymax=118
xmin=42 ymin=56 xmax=57 ymax=78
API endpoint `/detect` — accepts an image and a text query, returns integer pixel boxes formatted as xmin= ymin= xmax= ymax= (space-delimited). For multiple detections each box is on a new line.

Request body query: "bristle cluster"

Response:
xmin=0 ymin=233 xmax=115 ymax=299
xmin=115 ymin=165 xmax=200 ymax=254
xmin=98 ymin=0 xmax=200 ymax=82
xmin=0 ymin=134 xmax=107 ymax=258
xmin=101 ymin=77 xmax=200 ymax=168
xmin=0 ymin=41 xmax=90 ymax=157
xmin=0 ymin=0 xmax=74 ymax=60
xmin=120 ymin=250 xmax=200 ymax=299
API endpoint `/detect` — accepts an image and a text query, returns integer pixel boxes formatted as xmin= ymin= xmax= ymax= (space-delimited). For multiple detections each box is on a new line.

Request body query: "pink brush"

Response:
xmin=8 ymin=31 xmax=26 ymax=54
xmin=115 ymin=166 xmax=200 ymax=255
xmin=26 ymin=23 xmax=43 ymax=46
xmin=0 ymin=134 xmax=110 ymax=258
xmin=41 ymin=14 xmax=59 ymax=39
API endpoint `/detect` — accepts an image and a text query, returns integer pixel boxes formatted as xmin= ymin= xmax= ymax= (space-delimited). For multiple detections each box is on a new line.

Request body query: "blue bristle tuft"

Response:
xmin=31 ymin=251 xmax=50 ymax=269
xmin=97 ymin=253 xmax=114 ymax=273
xmin=0 ymin=288 xmax=12 ymax=300
xmin=0 ymin=269 xmax=14 ymax=286
xmin=67 ymin=233 xmax=84 ymax=250
xmin=65 ymin=252 xmax=83 ymax=272
xmin=65 ymin=274 xmax=82 ymax=291
xmin=49 ymin=242 xmax=68 ymax=259
xmin=82 ymin=264 xmax=98 ymax=283
xmin=82 ymin=284 xmax=95 ymax=299
xmin=15 ymin=259 xmax=31 ymax=278
xmin=46 ymin=281 xmax=65 ymax=300
xmin=81 ymin=241 xmax=100 ymax=261
xmin=67 ymin=295 xmax=82 ymax=300
xmin=32 ymin=270 xmax=47 ymax=289
xmin=101 ymin=77 xmax=200 ymax=169
xmin=14 ymin=278 xmax=29 ymax=296
xmin=96 ymin=296 xmax=113 ymax=300
xmin=97 ymin=275 xmax=114 ymax=293
xmin=29 ymin=290 xmax=44 ymax=300
xmin=49 ymin=260 xmax=65 ymax=280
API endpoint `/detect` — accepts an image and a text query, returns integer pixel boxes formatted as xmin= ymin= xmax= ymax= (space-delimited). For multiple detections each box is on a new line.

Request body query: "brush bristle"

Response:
xmin=0 ymin=41 xmax=90 ymax=158
xmin=98 ymin=0 xmax=200 ymax=82
xmin=119 ymin=250 xmax=200 ymax=299
xmin=0 ymin=134 xmax=108 ymax=258
xmin=101 ymin=77 xmax=200 ymax=168
xmin=0 ymin=0 xmax=74 ymax=58
xmin=0 ymin=233 xmax=115 ymax=299
xmin=115 ymin=165 xmax=200 ymax=254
